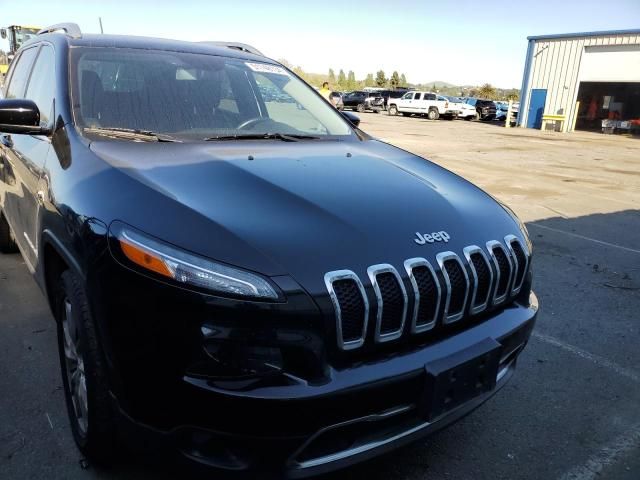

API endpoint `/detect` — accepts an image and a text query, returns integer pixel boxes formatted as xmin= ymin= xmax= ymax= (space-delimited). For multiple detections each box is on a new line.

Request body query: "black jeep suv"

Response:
xmin=0 ymin=23 xmax=537 ymax=477
xmin=342 ymin=90 xmax=384 ymax=113
xmin=465 ymin=97 xmax=497 ymax=121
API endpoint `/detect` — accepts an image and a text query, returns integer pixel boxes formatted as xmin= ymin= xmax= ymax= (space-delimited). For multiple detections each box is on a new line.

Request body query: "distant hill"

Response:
xmin=423 ymin=81 xmax=457 ymax=88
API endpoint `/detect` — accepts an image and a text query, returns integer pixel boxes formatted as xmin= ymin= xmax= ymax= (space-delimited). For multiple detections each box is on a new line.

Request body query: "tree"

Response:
xmin=347 ymin=70 xmax=356 ymax=91
xmin=364 ymin=73 xmax=375 ymax=87
xmin=432 ymin=83 xmax=437 ymax=92
xmin=400 ymin=73 xmax=407 ymax=88
xmin=328 ymin=68 xmax=336 ymax=84
xmin=337 ymin=69 xmax=347 ymax=90
xmin=375 ymin=70 xmax=387 ymax=87
xmin=390 ymin=71 xmax=400 ymax=90
xmin=478 ymin=83 xmax=497 ymax=99
xmin=505 ymin=89 xmax=520 ymax=101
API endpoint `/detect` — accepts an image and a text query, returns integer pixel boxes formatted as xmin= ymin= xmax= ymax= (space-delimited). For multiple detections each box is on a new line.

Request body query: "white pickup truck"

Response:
xmin=387 ymin=91 xmax=460 ymax=120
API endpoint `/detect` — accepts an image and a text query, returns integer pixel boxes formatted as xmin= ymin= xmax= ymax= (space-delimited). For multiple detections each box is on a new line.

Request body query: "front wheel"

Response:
xmin=0 ymin=211 xmax=18 ymax=253
xmin=56 ymin=270 xmax=116 ymax=463
xmin=388 ymin=105 xmax=398 ymax=116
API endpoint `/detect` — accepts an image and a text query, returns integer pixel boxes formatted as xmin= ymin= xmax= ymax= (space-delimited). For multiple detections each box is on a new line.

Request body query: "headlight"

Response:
xmin=110 ymin=223 xmax=279 ymax=300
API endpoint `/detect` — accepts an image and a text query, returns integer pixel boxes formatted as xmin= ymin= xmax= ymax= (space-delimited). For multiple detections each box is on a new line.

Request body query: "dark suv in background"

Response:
xmin=378 ymin=88 xmax=409 ymax=110
xmin=0 ymin=23 xmax=537 ymax=478
xmin=465 ymin=97 xmax=497 ymax=121
xmin=342 ymin=90 xmax=384 ymax=112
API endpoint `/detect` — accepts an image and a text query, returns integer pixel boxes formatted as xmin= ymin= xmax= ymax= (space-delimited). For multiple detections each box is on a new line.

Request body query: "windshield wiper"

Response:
xmin=204 ymin=133 xmax=320 ymax=142
xmin=84 ymin=127 xmax=180 ymax=143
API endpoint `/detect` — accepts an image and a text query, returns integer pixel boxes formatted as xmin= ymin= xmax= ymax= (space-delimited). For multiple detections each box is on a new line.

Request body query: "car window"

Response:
xmin=414 ymin=93 xmax=421 ymax=100
xmin=3 ymin=46 xmax=39 ymax=99
xmin=402 ymin=92 xmax=413 ymax=99
xmin=25 ymin=45 xmax=56 ymax=126
xmin=425 ymin=93 xmax=436 ymax=101
xmin=71 ymin=47 xmax=353 ymax=139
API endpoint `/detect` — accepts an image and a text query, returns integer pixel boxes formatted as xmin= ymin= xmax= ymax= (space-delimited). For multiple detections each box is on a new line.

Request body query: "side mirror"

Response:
xmin=0 ymin=29 xmax=6 ymax=40
xmin=0 ymin=99 xmax=50 ymax=135
xmin=341 ymin=111 xmax=360 ymax=128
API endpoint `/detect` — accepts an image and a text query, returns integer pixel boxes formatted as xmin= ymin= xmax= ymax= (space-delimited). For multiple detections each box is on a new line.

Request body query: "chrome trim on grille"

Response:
xmin=324 ymin=270 xmax=369 ymax=350
xmin=504 ymin=235 xmax=529 ymax=296
xmin=367 ymin=264 xmax=408 ymax=343
xmin=435 ymin=252 xmax=470 ymax=324
xmin=485 ymin=240 xmax=513 ymax=305
xmin=462 ymin=245 xmax=493 ymax=315
xmin=403 ymin=258 xmax=441 ymax=333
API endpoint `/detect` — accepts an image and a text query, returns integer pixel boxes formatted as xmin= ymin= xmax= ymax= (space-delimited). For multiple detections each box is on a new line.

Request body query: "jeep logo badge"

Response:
xmin=414 ymin=231 xmax=450 ymax=245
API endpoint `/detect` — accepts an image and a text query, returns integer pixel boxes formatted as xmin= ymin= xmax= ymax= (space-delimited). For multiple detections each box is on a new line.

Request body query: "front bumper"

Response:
xmin=103 ymin=274 xmax=537 ymax=477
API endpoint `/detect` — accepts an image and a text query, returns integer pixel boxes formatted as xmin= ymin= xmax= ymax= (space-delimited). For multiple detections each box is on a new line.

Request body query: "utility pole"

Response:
xmin=99 ymin=17 xmax=104 ymax=34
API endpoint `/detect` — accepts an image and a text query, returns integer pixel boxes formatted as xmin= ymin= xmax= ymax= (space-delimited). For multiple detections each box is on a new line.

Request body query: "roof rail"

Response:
xmin=38 ymin=23 xmax=82 ymax=39
xmin=199 ymin=41 xmax=263 ymax=56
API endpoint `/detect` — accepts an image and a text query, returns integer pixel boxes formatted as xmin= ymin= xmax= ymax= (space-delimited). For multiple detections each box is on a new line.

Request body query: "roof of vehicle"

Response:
xmin=22 ymin=32 xmax=273 ymax=64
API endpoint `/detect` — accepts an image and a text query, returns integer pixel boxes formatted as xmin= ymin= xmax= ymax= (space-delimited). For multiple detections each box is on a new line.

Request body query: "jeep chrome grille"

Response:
xmin=404 ymin=259 xmax=441 ymax=333
xmin=324 ymin=271 xmax=369 ymax=350
xmin=436 ymin=252 xmax=470 ymax=324
xmin=325 ymin=236 xmax=530 ymax=350
xmin=367 ymin=264 xmax=408 ymax=342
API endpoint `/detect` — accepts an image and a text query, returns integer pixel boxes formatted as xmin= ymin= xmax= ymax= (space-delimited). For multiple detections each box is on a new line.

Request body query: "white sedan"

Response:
xmin=445 ymin=96 xmax=477 ymax=120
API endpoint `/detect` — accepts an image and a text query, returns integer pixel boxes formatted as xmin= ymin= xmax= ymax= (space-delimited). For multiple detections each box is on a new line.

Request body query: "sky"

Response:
xmin=1 ymin=0 xmax=639 ymax=89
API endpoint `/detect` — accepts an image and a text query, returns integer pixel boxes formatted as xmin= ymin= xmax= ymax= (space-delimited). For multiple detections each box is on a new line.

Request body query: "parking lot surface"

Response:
xmin=1 ymin=114 xmax=639 ymax=479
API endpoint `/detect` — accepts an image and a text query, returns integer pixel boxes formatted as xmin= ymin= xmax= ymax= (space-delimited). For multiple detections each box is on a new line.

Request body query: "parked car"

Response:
xmin=465 ymin=97 xmax=497 ymax=121
xmin=0 ymin=23 xmax=536 ymax=478
xmin=342 ymin=90 xmax=384 ymax=112
xmin=388 ymin=91 xmax=459 ymax=119
xmin=378 ymin=88 xmax=409 ymax=110
xmin=445 ymin=96 xmax=477 ymax=120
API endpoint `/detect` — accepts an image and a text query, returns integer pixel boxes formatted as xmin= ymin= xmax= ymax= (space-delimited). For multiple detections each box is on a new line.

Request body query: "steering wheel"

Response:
xmin=236 ymin=117 xmax=272 ymax=130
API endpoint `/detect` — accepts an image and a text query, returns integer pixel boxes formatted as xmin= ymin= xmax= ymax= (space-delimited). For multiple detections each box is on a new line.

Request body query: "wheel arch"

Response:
xmin=41 ymin=230 xmax=84 ymax=318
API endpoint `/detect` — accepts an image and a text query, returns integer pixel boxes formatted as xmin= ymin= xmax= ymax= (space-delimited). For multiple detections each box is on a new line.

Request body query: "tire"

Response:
xmin=474 ymin=111 xmax=481 ymax=121
xmin=427 ymin=108 xmax=439 ymax=120
xmin=56 ymin=270 xmax=116 ymax=464
xmin=388 ymin=105 xmax=398 ymax=116
xmin=356 ymin=103 xmax=365 ymax=113
xmin=0 ymin=211 xmax=18 ymax=253
xmin=464 ymin=115 xmax=474 ymax=121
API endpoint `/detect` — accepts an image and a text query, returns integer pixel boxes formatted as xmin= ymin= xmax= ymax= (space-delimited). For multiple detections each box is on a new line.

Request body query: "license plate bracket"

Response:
xmin=422 ymin=337 xmax=501 ymax=420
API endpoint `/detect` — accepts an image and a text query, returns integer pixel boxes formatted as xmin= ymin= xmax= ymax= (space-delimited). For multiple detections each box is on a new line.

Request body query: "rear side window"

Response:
xmin=25 ymin=45 xmax=56 ymax=126
xmin=425 ymin=93 xmax=436 ymax=100
xmin=4 ymin=46 xmax=39 ymax=99
xmin=414 ymin=93 xmax=421 ymax=100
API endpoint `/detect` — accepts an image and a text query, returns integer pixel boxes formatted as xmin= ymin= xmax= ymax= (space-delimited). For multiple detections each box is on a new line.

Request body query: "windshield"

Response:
xmin=70 ymin=47 xmax=353 ymax=140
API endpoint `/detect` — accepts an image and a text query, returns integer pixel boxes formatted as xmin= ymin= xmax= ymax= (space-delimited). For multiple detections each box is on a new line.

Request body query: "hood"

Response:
xmin=90 ymin=139 xmax=521 ymax=296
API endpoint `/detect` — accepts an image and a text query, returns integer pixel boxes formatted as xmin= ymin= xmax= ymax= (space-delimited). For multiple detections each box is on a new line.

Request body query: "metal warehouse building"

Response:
xmin=518 ymin=29 xmax=640 ymax=133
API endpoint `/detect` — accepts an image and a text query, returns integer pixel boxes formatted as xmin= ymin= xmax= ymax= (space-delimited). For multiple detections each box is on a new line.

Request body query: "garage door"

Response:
xmin=580 ymin=45 xmax=640 ymax=82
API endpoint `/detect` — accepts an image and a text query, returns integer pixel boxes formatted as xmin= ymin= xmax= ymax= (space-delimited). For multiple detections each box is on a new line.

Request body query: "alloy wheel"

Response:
xmin=62 ymin=298 xmax=89 ymax=436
